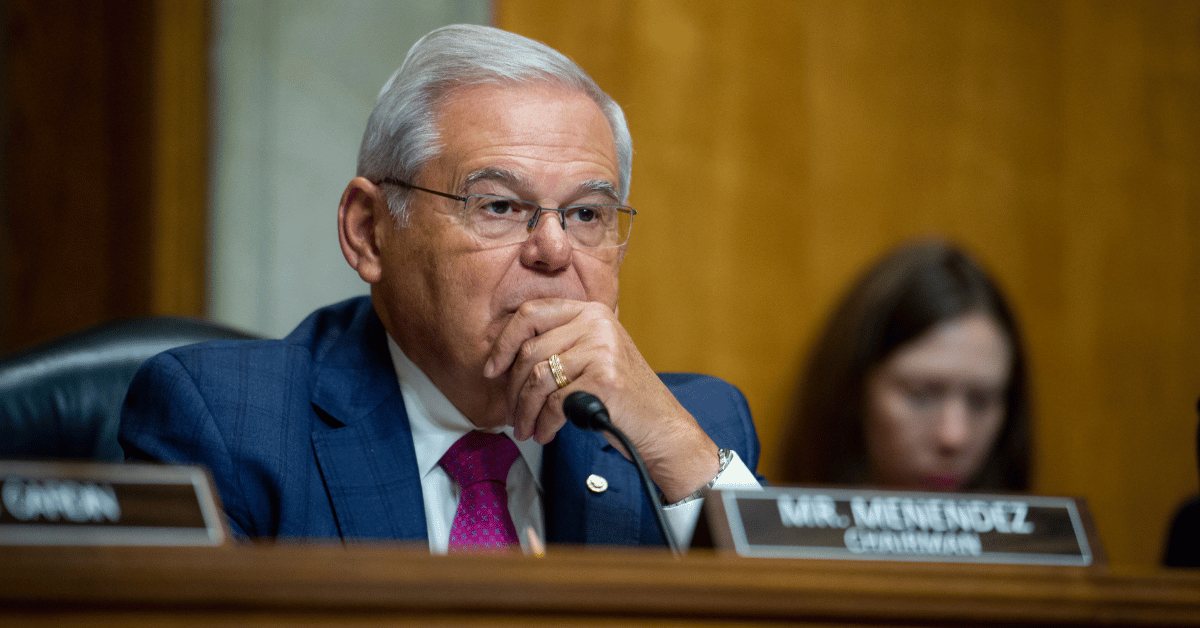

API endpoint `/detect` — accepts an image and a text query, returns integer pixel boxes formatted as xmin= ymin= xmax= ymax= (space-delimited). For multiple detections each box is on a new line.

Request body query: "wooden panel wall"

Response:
xmin=496 ymin=0 xmax=1200 ymax=567
xmin=0 ymin=0 xmax=208 ymax=354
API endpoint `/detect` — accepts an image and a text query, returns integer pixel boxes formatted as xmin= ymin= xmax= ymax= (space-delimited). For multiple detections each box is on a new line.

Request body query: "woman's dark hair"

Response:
xmin=779 ymin=239 xmax=1031 ymax=491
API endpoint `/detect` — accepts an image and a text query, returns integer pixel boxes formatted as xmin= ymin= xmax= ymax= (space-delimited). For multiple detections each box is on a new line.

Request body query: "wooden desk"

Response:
xmin=2 ymin=544 xmax=1198 ymax=626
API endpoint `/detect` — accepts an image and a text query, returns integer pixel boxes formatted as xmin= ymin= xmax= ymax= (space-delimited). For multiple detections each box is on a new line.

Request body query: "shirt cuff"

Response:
xmin=661 ymin=450 xmax=762 ymax=550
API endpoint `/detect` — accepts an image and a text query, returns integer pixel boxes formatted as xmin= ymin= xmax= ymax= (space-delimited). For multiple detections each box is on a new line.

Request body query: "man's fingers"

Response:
xmin=511 ymin=348 xmax=584 ymax=441
xmin=484 ymin=299 xmax=584 ymax=378
xmin=532 ymin=411 xmax=567 ymax=445
xmin=511 ymin=357 xmax=560 ymax=440
xmin=496 ymin=300 xmax=624 ymax=447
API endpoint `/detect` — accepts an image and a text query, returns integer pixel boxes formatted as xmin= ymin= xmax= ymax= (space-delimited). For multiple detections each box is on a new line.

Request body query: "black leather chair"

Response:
xmin=1162 ymin=399 xmax=1200 ymax=568
xmin=0 ymin=317 xmax=260 ymax=461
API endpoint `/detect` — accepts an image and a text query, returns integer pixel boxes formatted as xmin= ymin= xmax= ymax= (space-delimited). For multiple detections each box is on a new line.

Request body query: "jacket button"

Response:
xmin=586 ymin=474 xmax=608 ymax=493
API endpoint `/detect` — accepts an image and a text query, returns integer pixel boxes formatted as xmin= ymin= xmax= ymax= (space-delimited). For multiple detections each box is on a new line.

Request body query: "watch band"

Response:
xmin=664 ymin=448 xmax=733 ymax=506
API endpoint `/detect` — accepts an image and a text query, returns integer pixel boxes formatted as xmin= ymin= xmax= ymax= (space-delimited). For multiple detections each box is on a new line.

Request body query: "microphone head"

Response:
xmin=563 ymin=391 xmax=611 ymax=432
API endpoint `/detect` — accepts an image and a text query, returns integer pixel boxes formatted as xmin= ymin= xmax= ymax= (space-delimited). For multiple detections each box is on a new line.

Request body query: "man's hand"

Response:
xmin=484 ymin=298 xmax=720 ymax=503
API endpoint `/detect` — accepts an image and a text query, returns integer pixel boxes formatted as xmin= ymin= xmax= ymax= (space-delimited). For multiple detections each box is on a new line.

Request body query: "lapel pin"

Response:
xmin=586 ymin=474 xmax=608 ymax=493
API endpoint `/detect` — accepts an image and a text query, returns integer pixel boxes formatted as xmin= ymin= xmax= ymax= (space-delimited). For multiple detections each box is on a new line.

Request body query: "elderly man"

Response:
xmin=120 ymin=24 xmax=760 ymax=553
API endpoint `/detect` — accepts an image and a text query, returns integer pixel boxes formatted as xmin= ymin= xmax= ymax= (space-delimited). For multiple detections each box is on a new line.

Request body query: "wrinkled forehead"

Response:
xmin=426 ymin=83 xmax=620 ymax=193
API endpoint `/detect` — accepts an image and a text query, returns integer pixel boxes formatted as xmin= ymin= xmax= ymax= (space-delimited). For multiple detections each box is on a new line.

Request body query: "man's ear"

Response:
xmin=338 ymin=176 xmax=387 ymax=284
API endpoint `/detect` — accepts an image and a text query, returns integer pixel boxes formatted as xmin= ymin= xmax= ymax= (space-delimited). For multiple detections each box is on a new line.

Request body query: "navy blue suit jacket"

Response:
xmin=119 ymin=297 xmax=760 ymax=546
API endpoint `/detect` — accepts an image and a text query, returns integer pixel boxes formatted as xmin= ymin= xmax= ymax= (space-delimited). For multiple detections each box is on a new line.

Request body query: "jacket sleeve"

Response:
xmin=119 ymin=350 xmax=254 ymax=538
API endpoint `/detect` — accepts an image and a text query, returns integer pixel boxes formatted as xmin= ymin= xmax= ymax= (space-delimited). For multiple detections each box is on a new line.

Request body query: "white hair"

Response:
xmin=356 ymin=24 xmax=633 ymax=223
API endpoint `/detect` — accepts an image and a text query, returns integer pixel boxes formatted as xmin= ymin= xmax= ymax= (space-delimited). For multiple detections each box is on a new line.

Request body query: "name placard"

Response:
xmin=0 ymin=460 xmax=227 ymax=546
xmin=706 ymin=486 xmax=1099 ymax=566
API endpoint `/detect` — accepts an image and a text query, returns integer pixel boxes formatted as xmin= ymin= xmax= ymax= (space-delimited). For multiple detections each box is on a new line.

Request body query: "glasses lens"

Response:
xmin=564 ymin=205 xmax=631 ymax=247
xmin=464 ymin=195 xmax=632 ymax=248
xmin=464 ymin=195 xmax=538 ymax=240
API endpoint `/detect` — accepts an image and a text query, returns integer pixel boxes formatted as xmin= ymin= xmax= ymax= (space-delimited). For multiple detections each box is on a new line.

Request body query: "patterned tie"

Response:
xmin=440 ymin=431 xmax=521 ymax=553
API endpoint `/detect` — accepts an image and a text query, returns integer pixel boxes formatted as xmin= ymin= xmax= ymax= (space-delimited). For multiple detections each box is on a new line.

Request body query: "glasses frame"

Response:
xmin=375 ymin=177 xmax=635 ymax=248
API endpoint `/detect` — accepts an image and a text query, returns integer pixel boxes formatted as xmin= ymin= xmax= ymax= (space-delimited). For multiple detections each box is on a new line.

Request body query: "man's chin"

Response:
xmin=460 ymin=378 xmax=511 ymax=430
xmin=466 ymin=402 xmax=510 ymax=430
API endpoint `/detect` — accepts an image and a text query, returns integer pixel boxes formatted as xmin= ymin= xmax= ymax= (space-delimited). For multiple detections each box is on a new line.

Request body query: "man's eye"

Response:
xmin=480 ymin=199 xmax=517 ymax=216
xmin=568 ymin=205 xmax=610 ymax=225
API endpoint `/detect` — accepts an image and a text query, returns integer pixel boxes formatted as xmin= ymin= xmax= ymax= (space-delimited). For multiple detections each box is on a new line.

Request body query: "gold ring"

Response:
xmin=548 ymin=353 xmax=570 ymax=389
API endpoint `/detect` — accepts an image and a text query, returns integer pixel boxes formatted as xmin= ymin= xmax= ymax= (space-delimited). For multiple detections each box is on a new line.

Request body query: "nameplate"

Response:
xmin=0 ymin=460 xmax=227 ymax=546
xmin=706 ymin=486 xmax=1099 ymax=566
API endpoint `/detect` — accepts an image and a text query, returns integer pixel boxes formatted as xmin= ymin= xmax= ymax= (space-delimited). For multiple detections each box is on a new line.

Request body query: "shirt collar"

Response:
xmin=386 ymin=335 xmax=542 ymax=486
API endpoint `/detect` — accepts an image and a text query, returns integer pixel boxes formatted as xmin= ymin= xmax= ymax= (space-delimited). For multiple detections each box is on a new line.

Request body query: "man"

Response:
xmin=120 ymin=24 xmax=760 ymax=552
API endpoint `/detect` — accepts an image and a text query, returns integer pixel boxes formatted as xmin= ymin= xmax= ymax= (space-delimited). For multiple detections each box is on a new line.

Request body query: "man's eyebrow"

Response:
xmin=464 ymin=168 xmax=527 ymax=192
xmin=576 ymin=180 xmax=620 ymax=203
xmin=463 ymin=169 xmax=620 ymax=203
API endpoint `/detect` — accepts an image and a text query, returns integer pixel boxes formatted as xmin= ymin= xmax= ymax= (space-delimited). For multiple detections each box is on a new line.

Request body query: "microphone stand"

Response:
xmin=563 ymin=391 xmax=682 ymax=558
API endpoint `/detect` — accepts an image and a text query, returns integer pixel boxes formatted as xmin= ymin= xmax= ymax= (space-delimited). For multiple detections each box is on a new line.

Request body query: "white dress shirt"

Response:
xmin=386 ymin=336 xmax=760 ymax=554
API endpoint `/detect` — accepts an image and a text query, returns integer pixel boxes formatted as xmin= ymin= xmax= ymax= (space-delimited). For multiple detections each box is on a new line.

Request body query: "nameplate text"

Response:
xmin=0 ymin=461 xmax=226 ymax=546
xmin=707 ymin=486 xmax=1097 ymax=566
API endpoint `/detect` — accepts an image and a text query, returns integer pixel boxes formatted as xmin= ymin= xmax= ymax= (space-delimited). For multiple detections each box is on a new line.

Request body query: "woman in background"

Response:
xmin=779 ymin=239 xmax=1031 ymax=492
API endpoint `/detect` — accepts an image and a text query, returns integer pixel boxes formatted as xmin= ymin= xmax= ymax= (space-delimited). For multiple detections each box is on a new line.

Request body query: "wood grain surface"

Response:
xmin=496 ymin=0 xmax=1200 ymax=568
xmin=2 ymin=544 xmax=1198 ymax=626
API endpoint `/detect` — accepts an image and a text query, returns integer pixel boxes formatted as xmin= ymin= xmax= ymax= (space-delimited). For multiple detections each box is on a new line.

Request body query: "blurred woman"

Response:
xmin=779 ymin=239 xmax=1031 ymax=492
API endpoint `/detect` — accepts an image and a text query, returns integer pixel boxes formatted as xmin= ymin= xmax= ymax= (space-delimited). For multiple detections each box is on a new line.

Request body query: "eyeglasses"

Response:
xmin=376 ymin=178 xmax=635 ymax=248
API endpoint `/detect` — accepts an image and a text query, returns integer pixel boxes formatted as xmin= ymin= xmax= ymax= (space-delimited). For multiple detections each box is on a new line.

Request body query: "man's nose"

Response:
xmin=519 ymin=209 xmax=573 ymax=271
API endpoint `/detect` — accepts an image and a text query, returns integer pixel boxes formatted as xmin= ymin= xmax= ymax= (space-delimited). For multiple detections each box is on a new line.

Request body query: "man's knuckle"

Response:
xmin=530 ymin=362 xmax=552 ymax=387
xmin=594 ymin=363 xmax=621 ymax=388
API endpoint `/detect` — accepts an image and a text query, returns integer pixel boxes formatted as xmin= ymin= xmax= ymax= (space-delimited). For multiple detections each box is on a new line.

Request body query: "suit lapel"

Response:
xmin=308 ymin=304 xmax=427 ymax=541
xmin=544 ymin=423 xmax=645 ymax=545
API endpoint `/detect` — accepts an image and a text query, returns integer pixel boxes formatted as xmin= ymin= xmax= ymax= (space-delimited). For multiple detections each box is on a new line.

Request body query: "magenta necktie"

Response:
xmin=440 ymin=431 xmax=521 ymax=553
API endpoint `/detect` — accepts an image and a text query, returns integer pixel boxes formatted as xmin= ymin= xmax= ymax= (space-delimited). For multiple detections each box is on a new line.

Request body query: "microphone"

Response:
xmin=563 ymin=391 xmax=681 ymax=557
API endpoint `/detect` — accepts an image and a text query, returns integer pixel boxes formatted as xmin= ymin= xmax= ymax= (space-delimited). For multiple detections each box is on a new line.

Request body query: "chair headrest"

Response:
xmin=0 ymin=317 xmax=260 ymax=460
